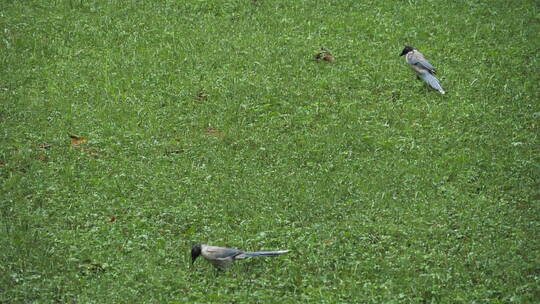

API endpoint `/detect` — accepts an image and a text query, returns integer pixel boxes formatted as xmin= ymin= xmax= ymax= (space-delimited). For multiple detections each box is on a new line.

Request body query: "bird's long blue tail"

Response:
xmin=244 ymin=250 xmax=289 ymax=258
xmin=421 ymin=73 xmax=445 ymax=94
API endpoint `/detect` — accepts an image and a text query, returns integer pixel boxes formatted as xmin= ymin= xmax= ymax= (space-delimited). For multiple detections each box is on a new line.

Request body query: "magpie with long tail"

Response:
xmin=400 ymin=46 xmax=445 ymax=94
xmin=191 ymin=244 xmax=289 ymax=270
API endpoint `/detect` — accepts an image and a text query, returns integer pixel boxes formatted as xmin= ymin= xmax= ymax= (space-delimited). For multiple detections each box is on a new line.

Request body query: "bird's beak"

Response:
xmin=191 ymin=245 xmax=201 ymax=266
xmin=191 ymin=252 xmax=199 ymax=265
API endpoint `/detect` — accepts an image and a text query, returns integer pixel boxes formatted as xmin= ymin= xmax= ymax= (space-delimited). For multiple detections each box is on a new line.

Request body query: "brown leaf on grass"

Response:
xmin=78 ymin=262 xmax=106 ymax=275
xmin=69 ymin=134 xmax=88 ymax=146
xmin=81 ymin=147 xmax=100 ymax=157
xmin=323 ymin=54 xmax=335 ymax=62
xmin=109 ymin=216 xmax=116 ymax=223
xmin=205 ymin=129 xmax=224 ymax=138
xmin=315 ymin=48 xmax=334 ymax=63
xmin=196 ymin=92 xmax=208 ymax=101
xmin=68 ymin=134 xmax=100 ymax=157
xmin=37 ymin=153 xmax=47 ymax=161
xmin=36 ymin=143 xmax=52 ymax=150
xmin=89 ymin=263 xmax=105 ymax=272
xmin=164 ymin=149 xmax=185 ymax=155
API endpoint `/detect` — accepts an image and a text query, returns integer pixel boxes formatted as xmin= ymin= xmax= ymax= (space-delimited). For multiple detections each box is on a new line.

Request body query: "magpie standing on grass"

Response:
xmin=191 ymin=244 xmax=289 ymax=270
xmin=400 ymin=46 xmax=446 ymax=94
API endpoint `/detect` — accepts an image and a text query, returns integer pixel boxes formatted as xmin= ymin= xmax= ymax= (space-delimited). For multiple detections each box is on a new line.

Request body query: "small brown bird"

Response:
xmin=315 ymin=48 xmax=334 ymax=62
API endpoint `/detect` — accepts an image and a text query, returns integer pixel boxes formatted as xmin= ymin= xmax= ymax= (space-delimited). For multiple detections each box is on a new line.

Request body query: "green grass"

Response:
xmin=1 ymin=0 xmax=539 ymax=302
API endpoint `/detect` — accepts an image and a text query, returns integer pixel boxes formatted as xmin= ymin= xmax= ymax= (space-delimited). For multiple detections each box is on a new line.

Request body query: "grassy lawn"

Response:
xmin=1 ymin=0 xmax=538 ymax=302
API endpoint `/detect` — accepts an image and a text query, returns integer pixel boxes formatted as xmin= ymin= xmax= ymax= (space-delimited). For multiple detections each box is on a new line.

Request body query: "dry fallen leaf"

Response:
xmin=323 ymin=54 xmax=335 ymax=62
xmin=109 ymin=216 xmax=116 ymax=223
xmin=68 ymin=134 xmax=100 ymax=157
xmin=78 ymin=262 xmax=105 ymax=275
xmin=81 ymin=147 xmax=100 ymax=157
xmin=164 ymin=149 xmax=185 ymax=155
xmin=37 ymin=153 xmax=47 ymax=161
xmin=315 ymin=48 xmax=334 ymax=63
xmin=205 ymin=129 xmax=224 ymax=138
xmin=196 ymin=92 xmax=208 ymax=101
xmin=69 ymin=134 xmax=88 ymax=146
xmin=36 ymin=143 xmax=52 ymax=150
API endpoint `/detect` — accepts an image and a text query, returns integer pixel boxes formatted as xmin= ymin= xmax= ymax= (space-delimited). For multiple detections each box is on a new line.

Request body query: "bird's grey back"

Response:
xmin=407 ymin=50 xmax=436 ymax=74
xmin=203 ymin=245 xmax=244 ymax=260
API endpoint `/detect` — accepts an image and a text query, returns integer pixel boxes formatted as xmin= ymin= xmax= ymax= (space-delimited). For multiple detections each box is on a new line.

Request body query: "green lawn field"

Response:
xmin=1 ymin=0 xmax=539 ymax=302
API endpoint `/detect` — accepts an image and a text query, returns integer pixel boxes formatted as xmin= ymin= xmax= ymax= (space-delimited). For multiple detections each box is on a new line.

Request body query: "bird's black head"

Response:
xmin=400 ymin=46 xmax=414 ymax=56
xmin=191 ymin=244 xmax=202 ymax=264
